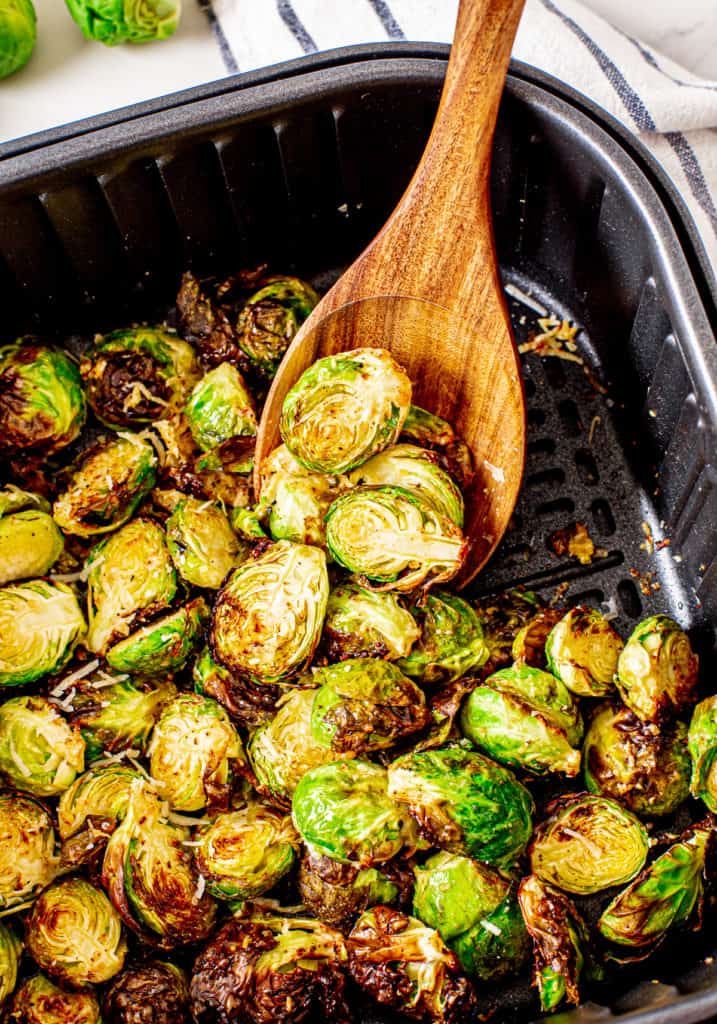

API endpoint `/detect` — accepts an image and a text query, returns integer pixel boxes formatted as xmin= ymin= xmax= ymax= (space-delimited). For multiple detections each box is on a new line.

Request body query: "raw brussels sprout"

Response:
xmin=0 ymin=0 xmax=35 ymax=79
xmin=400 ymin=404 xmax=474 ymax=490
xmin=65 ymin=0 xmax=181 ymax=44
xmin=529 ymin=793 xmax=649 ymax=894
xmin=0 ymin=579 xmax=85 ymax=687
xmin=193 ymin=646 xmax=279 ymax=730
xmin=387 ymin=746 xmax=534 ymax=869
xmin=321 ymin=581 xmax=420 ymax=661
xmin=184 ymin=361 xmax=257 ymax=458
xmin=86 ymin=517 xmax=177 ymax=654
xmin=688 ymin=695 xmax=717 ymax=812
xmin=292 ymin=759 xmax=418 ymax=867
xmin=0 ymin=791 xmax=59 ymax=913
xmin=58 ymin=763 xmax=144 ymax=841
xmin=310 ymin=658 xmax=430 ymax=754
xmin=8 ymin=973 xmax=101 ymax=1024
xmin=511 ymin=607 xmax=565 ymax=669
xmin=53 ymin=434 xmax=157 ymax=537
xmin=474 ymin=589 xmax=541 ymax=675
xmin=69 ymin=676 xmax=176 ymax=761
xmin=210 ymin=540 xmax=328 ymax=683
xmin=102 ymin=961 xmax=189 ymax=1024
xmin=349 ymin=444 xmax=464 ymax=526
xmin=166 ymin=497 xmax=241 ymax=588
xmin=280 ymin=348 xmax=412 ymax=474
xmin=545 ymin=606 xmax=624 ymax=697
xmin=0 ymin=922 xmax=20 ymax=1008
xmin=236 ymin=276 xmax=319 ymax=377
xmin=460 ymin=664 xmax=583 ymax=776
xmin=106 ymin=597 xmax=209 ymax=676
xmin=190 ymin=911 xmax=350 ymax=1024
xmin=195 ymin=803 xmax=298 ymax=900
xmin=413 ymin=851 xmax=529 ymax=981
xmin=326 ymin=485 xmax=466 ymax=592
xmin=0 ymin=696 xmax=84 ymax=796
xmin=0 ymin=484 xmax=48 ymax=517
xmin=0 ymin=510 xmax=63 ymax=584
xmin=617 ymin=614 xmax=699 ymax=722
xmin=397 ymin=590 xmax=488 ymax=684
xmin=148 ymin=693 xmax=245 ymax=812
xmin=26 ymin=876 xmax=127 ymax=986
xmin=348 ymin=906 xmax=478 ymax=1024
xmin=0 ymin=342 xmax=85 ymax=456
xmin=584 ymin=702 xmax=691 ymax=817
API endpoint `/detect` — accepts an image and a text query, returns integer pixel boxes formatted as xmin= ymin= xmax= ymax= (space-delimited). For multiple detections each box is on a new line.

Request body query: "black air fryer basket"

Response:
xmin=1 ymin=43 xmax=716 ymax=1024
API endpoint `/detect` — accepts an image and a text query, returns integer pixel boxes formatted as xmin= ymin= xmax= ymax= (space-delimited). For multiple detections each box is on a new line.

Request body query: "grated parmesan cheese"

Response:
xmin=505 ymin=282 xmax=548 ymax=316
xmin=51 ymin=659 xmax=100 ymax=696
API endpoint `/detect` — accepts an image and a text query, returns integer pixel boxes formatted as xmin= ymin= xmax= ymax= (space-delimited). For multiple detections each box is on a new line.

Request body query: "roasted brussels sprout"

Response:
xmin=65 ymin=0 xmax=181 ymax=44
xmin=310 ymin=658 xmax=430 ymax=754
xmin=349 ymin=444 xmax=464 ymax=526
xmin=0 ymin=509 xmax=63 ymax=584
xmin=148 ymin=693 xmax=245 ymax=812
xmin=86 ymin=517 xmax=177 ymax=655
xmin=322 ymin=581 xmax=420 ymax=661
xmin=616 ymin=614 xmax=699 ymax=722
xmin=387 ymin=745 xmax=533 ymax=869
xmin=166 ymin=497 xmax=241 ymax=589
xmin=397 ymin=590 xmax=488 ymax=684
xmin=280 ymin=348 xmax=412 ymax=474
xmin=26 ymin=877 xmax=126 ymax=986
xmin=474 ymin=589 xmax=541 ymax=675
xmin=0 ymin=484 xmax=48 ymax=517
xmin=57 ymin=762 xmax=144 ymax=842
xmin=102 ymin=961 xmax=189 ymax=1024
xmin=461 ymin=664 xmax=583 ymax=776
xmin=511 ymin=607 xmax=565 ymax=669
xmin=545 ymin=606 xmax=624 ymax=697
xmin=0 ymin=696 xmax=84 ymax=795
xmin=0 ymin=0 xmax=35 ymax=79
xmin=413 ymin=851 xmax=529 ymax=981
xmin=106 ymin=596 xmax=209 ymax=676
xmin=0 ymin=579 xmax=85 ymax=687
xmin=399 ymin=404 xmax=474 ymax=491
xmin=236 ymin=276 xmax=319 ymax=377
xmin=210 ymin=540 xmax=328 ymax=683
xmin=0 ymin=922 xmax=20 ymax=1008
xmin=0 ymin=342 xmax=85 ymax=456
xmin=69 ymin=676 xmax=176 ymax=761
xmin=8 ymin=973 xmax=101 ymax=1024
xmin=292 ymin=760 xmax=418 ymax=866
xmin=0 ymin=791 xmax=59 ymax=913
xmin=326 ymin=486 xmax=466 ymax=592
xmin=529 ymin=793 xmax=649 ymax=894
xmin=348 ymin=906 xmax=478 ymax=1024
xmin=184 ymin=362 xmax=257 ymax=461
xmin=688 ymin=695 xmax=717 ymax=812
xmin=193 ymin=645 xmax=279 ymax=729
xmin=190 ymin=911 xmax=350 ymax=1024
xmin=583 ymin=702 xmax=691 ymax=817
xmin=53 ymin=434 xmax=157 ymax=537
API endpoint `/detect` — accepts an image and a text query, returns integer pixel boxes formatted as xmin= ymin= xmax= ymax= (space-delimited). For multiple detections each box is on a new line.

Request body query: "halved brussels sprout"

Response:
xmin=58 ymin=763 xmax=144 ymax=842
xmin=397 ymin=590 xmax=488 ymax=684
xmin=0 ymin=342 xmax=85 ymax=456
xmin=106 ymin=597 xmax=209 ymax=677
xmin=26 ymin=876 xmax=126 ymax=986
xmin=148 ymin=693 xmax=245 ymax=812
xmin=349 ymin=444 xmax=464 ymax=526
xmin=617 ymin=615 xmax=699 ymax=722
xmin=65 ymin=0 xmax=180 ymax=45
xmin=195 ymin=802 xmax=298 ymax=900
xmin=184 ymin=362 xmax=257 ymax=457
xmin=69 ymin=676 xmax=176 ymax=762
xmin=583 ymin=702 xmax=691 ymax=817
xmin=86 ymin=517 xmax=177 ymax=655
xmin=474 ymin=589 xmax=541 ymax=675
xmin=0 ymin=791 xmax=59 ymax=914
xmin=280 ymin=348 xmax=412 ymax=474
xmin=53 ymin=434 xmax=157 ymax=537
xmin=545 ymin=606 xmax=624 ymax=697
xmin=0 ymin=921 xmax=21 ymax=1008
xmin=236 ymin=276 xmax=319 ymax=377
xmin=292 ymin=759 xmax=418 ymax=867
xmin=9 ymin=973 xmax=101 ymax=1024
xmin=0 ymin=696 xmax=84 ymax=796
xmin=400 ymin=404 xmax=474 ymax=491
xmin=0 ymin=484 xmax=48 ymax=517
xmin=511 ymin=607 xmax=565 ymax=669
xmin=310 ymin=658 xmax=430 ymax=754
xmin=326 ymin=485 xmax=466 ymax=592
xmin=321 ymin=581 xmax=420 ymax=661
xmin=210 ymin=540 xmax=328 ymax=683
xmin=102 ymin=961 xmax=189 ymax=1024
xmin=688 ymin=695 xmax=717 ymax=813
xmin=0 ymin=510 xmax=63 ymax=584
xmin=460 ymin=665 xmax=583 ymax=776
xmin=348 ymin=906 xmax=478 ymax=1024
xmin=193 ymin=646 xmax=279 ymax=730
xmin=0 ymin=579 xmax=85 ymax=687
xmin=529 ymin=793 xmax=649 ymax=895
xmin=387 ymin=746 xmax=534 ymax=869
xmin=0 ymin=0 xmax=36 ymax=79
xmin=413 ymin=851 xmax=529 ymax=981
xmin=166 ymin=497 xmax=242 ymax=589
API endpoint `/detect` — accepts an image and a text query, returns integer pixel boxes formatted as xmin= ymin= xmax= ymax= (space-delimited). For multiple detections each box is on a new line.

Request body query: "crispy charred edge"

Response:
xmin=59 ymin=815 xmax=116 ymax=876
xmin=299 ymin=849 xmax=414 ymax=932
xmin=177 ymin=271 xmax=253 ymax=376
xmin=0 ymin=344 xmax=69 ymax=455
xmin=518 ymin=876 xmax=583 ymax=1007
xmin=474 ymin=590 xmax=545 ymax=678
xmin=198 ymin=658 xmax=280 ymax=731
xmin=374 ymin=676 xmax=476 ymax=762
xmin=319 ymin=688 xmax=432 ymax=756
xmin=102 ymin=961 xmax=188 ymax=1024
xmin=82 ymin=350 xmax=172 ymax=428
xmin=59 ymin=437 xmax=150 ymax=531
xmin=513 ymin=607 xmax=565 ymax=669
xmin=319 ymin=626 xmax=393 ymax=664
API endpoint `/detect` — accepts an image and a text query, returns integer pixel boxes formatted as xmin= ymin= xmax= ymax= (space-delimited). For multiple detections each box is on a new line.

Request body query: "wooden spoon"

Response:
xmin=254 ymin=0 xmax=527 ymax=589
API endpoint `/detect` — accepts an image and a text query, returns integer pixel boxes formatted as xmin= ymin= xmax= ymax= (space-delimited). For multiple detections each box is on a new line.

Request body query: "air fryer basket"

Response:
xmin=1 ymin=45 xmax=716 ymax=1024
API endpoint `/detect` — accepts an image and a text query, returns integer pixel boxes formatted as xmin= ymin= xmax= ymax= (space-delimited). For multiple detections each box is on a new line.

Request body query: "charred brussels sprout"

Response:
xmin=0 ymin=696 xmax=84 ymax=795
xmin=0 ymin=922 xmax=21 ymax=1008
xmin=322 ymin=581 xmax=419 ymax=661
xmin=511 ymin=607 xmax=565 ymax=669
xmin=210 ymin=540 xmax=328 ymax=683
xmin=102 ymin=961 xmax=189 ymax=1024
xmin=545 ymin=606 xmax=624 ymax=697
xmin=617 ymin=615 xmax=699 ymax=722
xmin=475 ymin=589 xmax=541 ymax=675
xmin=0 ymin=342 xmax=85 ymax=456
xmin=0 ymin=791 xmax=59 ymax=913
xmin=69 ymin=677 xmax=176 ymax=761
xmin=529 ymin=793 xmax=649 ymax=894
xmin=166 ymin=497 xmax=241 ymax=589
xmin=583 ymin=702 xmax=690 ymax=817
xmin=348 ymin=906 xmax=478 ymax=1024
xmin=236 ymin=276 xmax=319 ymax=377
xmin=689 ymin=695 xmax=717 ymax=812
xmin=310 ymin=658 xmax=430 ymax=754
xmin=106 ymin=597 xmax=209 ymax=676
xmin=0 ymin=0 xmax=36 ymax=79
xmin=461 ymin=665 xmax=583 ymax=777
xmin=397 ymin=590 xmax=488 ymax=684
xmin=413 ymin=851 xmax=529 ymax=981
xmin=280 ymin=348 xmax=412 ymax=474
xmin=185 ymin=362 xmax=257 ymax=461
xmin=326 ymin=486 xmax=466 ymax=592
xmin=0 ymin=580 xmax=85 ymax=687
xmin=193 ymin=646 xmax=279 ymax=730
xmin=292 ymin=760 xmax=418 ymax=867
xmin=350 ymin=443 xmax=464 ymax=526
xmin=26 ymin=877 xmax=126 ymax=986
xmin=400 ymin=404 xmax=474 ymax=490
xmin=0 ymin=509 xmax=63 ymax=584
xmin=387 ymin=746 xmax=533 ymax=869
xmin=8 ymin=973 xmax=101 ymax=1024
xmin=65 ymin=0 xmax=181 ymax=44
xmin=58 ymin=763 xmax=144 ymax=842
xmin=148 ymin=693 xmax=245 ymax=812
xmin=53 ymin=434 xmax=157 ymax=537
